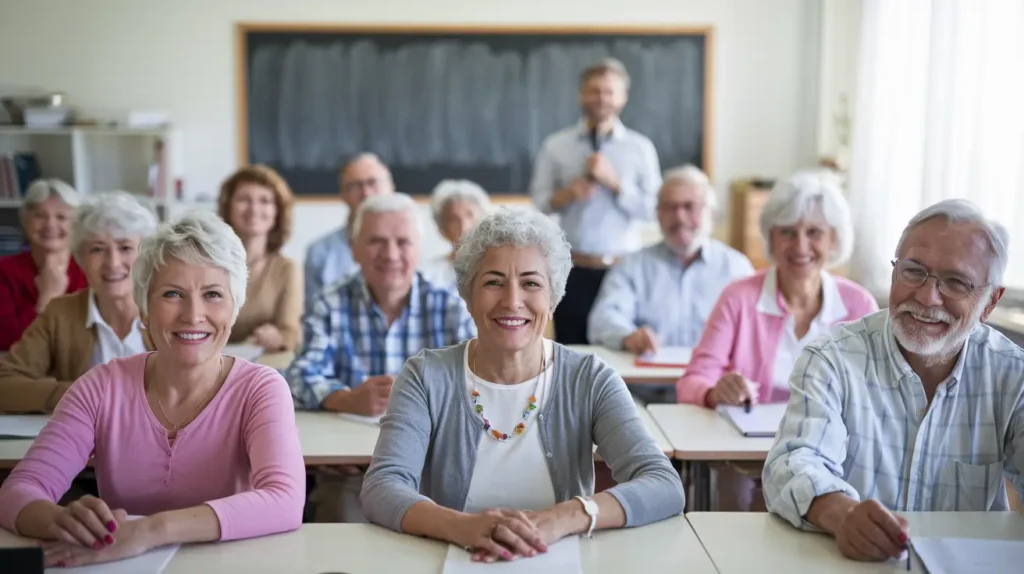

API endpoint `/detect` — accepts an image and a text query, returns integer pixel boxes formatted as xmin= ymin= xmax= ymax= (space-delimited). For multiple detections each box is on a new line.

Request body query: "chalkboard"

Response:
xmin=237 ymin=25 xmax=713 ymax=197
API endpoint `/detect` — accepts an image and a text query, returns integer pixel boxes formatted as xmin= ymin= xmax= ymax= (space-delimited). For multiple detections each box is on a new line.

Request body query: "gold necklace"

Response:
xmin=154 ymin=357 xmax=226 ymax=431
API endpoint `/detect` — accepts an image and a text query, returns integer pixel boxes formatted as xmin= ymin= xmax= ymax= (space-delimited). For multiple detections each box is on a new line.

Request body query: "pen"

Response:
xmin=906 ymin=537 xmax=912 ymax=571
xmin=744 ymin=398 xmax=751 ymax=413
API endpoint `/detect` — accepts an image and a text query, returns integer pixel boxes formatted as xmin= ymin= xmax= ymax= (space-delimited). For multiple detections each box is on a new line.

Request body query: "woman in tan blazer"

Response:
xmin=218 ymin=165 xmax=302 ymax=352
xmin=0 ymin=192 xmax=159 ymax=413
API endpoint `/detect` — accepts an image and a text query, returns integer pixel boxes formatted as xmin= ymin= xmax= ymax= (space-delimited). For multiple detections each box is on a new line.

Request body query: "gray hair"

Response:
xmin=20 ymin=178 xmax=80 ymax=220
xmin=430 ymin=180 xmax=492 ymax=227
xmin=454 ymin=208 xmax=572 ymax=310
xmin=580 ymin=57 xmax=631 ymax=91
xmin=895 ymin=199 xmax=1010 ymax=286
xmin=132 ymin=210 xmax=248 ymax=323
xmin=351 ymin=192 xmax=421 ymax=239
xmin=70 ymin=191 xmax=159 ymax=263
xmin=660 ymin=164 xmax=718 ymax=211
xmin=759 ymin=169 xmax=854 ymax=267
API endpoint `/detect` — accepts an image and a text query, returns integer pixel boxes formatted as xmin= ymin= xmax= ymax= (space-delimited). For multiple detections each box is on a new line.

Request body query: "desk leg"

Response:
xmin=690 ymin=462 xmax=712 ymax=512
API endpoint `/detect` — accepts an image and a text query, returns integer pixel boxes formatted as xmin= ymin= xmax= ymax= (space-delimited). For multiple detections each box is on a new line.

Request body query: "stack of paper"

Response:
xmin=0 ymin=415 xmax=49 ymax=439
xmin=718 ymin=403 xmax=788 ymax=437
xmin=911 ymin=537 xmax=1024 ymax=573
xmin=222 ymin=343 xmax=265 ymax=362
xmin=338 ymin=413 xmax=384 ymax=426
xmin=442 ymin=536 xmax=582 ymax=574
xmin=634 ymin=346 xmax=692 ymax=368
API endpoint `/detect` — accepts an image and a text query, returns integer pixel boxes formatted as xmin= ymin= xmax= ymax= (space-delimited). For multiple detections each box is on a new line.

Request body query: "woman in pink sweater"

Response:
xmin=675 ymin=170 xmax=877 ymax=510
xmin=0 ymin=211 xmax=305 ymax=568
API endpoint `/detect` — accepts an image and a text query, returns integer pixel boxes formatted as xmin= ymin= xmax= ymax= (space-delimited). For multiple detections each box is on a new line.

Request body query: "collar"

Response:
xmin=882 ymin=310 xmax=972 ymax=394
xmin=656 ymin=240 xmax=711 ymax=267
xmin=576 ymin=118 xmax=626 ymax=141
xmin=755 ymin=267 xmax=848 ymax=324
xmin=85 ymin=289 xmax=143 ymax=332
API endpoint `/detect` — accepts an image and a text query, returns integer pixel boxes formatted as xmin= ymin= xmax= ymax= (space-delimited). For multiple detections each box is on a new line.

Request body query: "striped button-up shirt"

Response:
xmin=286 ymin=272 xmax=476 ymax=410
xmin=530 ymin=119 xmax=661 ymax=256
xmin=763 ymin=310 xmax=1024 ymax=529
xmin=586 ymin=240 xmax=753 ymax=350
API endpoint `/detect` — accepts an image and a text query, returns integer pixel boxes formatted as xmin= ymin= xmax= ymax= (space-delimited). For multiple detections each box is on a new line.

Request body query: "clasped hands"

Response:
xmin=451 ymin=508 xmax=567 ymax=563
xmin=552 ymin=154 xmax=620 ymax=208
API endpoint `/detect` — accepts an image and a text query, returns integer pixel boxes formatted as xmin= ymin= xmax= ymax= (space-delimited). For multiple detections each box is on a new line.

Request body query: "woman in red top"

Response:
xmin=0 ymin=179 xmax=88 ymax=351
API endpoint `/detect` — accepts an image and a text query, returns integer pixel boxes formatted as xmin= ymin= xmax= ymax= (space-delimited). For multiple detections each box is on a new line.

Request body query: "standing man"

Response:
xmin=303 ymin=153 xmax=394 ymax=310
xmin=530 ymin=58 xmax=662 ymax=344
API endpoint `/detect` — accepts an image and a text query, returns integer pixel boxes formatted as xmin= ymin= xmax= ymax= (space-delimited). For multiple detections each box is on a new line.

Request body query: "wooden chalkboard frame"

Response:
xmin=235 ymin=23 xmax=715 ymax=202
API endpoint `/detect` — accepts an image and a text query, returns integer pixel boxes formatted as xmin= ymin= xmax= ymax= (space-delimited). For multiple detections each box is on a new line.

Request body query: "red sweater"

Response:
xmin=0 ymin=251 xmax=87 ymax=351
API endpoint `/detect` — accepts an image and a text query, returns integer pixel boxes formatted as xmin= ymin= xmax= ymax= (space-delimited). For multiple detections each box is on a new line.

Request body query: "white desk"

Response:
xmin=568 ymin=345 xmax=684 ymax=385
xmin=647 ymin=404 xmax=775 ymax=512
xmin=257 ymin=351 xmax=294 ymax=370
xmin=688 ymin=511 xmax=1024 ymax=573
xmin=0 ymin=516 xmax=717 ymax=573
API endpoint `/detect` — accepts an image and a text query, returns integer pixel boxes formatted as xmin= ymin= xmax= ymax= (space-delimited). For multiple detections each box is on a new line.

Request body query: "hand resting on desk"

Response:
xmin=807 ymin=493 xmax=910 ymax=562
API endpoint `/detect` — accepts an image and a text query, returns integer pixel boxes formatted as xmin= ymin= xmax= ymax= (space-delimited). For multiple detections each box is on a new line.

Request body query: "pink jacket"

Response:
xmin=675 ymin=268 xmax=878 ymax=407
xmin=0 ymin=353 xmax=305 ymax=541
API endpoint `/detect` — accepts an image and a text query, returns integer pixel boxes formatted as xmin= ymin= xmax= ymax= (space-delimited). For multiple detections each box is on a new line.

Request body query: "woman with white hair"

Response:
xmin=0 ymin=192 xmax=158 ymax=413
xmin=0 ymin=211 xmax=305 ymax=568
xmin=675 ymin=169 xmax=877 ymax=511
xmin=0 ymin=179 xmax=87 ymax=350
xmin=420 ymin=179 xmax=491 ymax=287
xmin=361 ymin=208 xmax=683 ymax=563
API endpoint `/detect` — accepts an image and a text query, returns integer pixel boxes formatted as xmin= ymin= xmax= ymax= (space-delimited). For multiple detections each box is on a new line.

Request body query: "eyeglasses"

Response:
xmin=890 ymin=259 xmax=983 ymax=300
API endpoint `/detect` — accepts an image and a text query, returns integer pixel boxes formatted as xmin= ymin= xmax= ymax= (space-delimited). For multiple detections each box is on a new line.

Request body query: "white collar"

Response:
xmin=755 ymin=267 xmax=848 ymax=324
xmin=85 ymin=289 xmax=143 ymax=332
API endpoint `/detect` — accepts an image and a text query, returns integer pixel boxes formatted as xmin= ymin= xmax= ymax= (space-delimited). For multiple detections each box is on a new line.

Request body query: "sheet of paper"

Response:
xmin=0 ymin=415 xmax=49 ymax=439
xmin=46 ymin=544 xmax=178 ymax=573
xmin=338 ymin=412 xmax=384 ymax=425
xmin=718 ymin=403 xmax=788 ymax=437
xmin=635 ymin=346 xmax=692 ymax=367
xmin=911 ymin=537 xmax=1024 ymax=574
xmin=442 ymin=536 xmax=582 ymax=574
xmin=222 ymin=343 xmax=265 ymax=362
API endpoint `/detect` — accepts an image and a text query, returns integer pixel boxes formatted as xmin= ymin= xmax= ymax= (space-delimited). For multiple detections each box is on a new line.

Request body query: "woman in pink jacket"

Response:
xmin=0 ymin=211 xmax=305 ymax=568
xmin=676 ymin=169 xmax=877 ymax=510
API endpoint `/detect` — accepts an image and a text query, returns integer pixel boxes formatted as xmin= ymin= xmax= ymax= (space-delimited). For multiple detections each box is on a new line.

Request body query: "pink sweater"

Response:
xmin=0 ymin=353 xmax=305 ymax=541
xmin=676 ymin=269 xmax=878 ymax=406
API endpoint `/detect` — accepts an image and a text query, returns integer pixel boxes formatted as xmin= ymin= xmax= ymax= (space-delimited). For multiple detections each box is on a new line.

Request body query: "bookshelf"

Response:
xmin=0 ymin=126 xmax=182 ymax=256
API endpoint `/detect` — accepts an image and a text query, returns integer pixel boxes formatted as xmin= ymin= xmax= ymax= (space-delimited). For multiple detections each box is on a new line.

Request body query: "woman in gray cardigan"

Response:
xmin=361 ymin=208 xmax=685 ymax=563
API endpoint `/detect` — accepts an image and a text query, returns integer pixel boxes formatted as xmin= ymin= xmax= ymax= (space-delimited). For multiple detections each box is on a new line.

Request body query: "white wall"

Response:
xmin=0 ymin=0 xmax=822 ymax=263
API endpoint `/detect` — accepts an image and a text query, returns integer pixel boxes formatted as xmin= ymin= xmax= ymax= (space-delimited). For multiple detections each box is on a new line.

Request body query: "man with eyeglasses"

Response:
xmin=763 ymin=199 xmax=1024 ymax=563
xmin=303 ymin=153 xmax=395 ymax=311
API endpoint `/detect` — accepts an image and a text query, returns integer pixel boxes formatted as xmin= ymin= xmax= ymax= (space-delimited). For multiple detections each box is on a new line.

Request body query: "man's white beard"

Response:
xmin=890 ymin=299 xmax=985 ymax=364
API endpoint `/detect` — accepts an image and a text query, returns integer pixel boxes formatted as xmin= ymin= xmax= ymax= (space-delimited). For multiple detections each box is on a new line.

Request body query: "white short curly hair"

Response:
xmin=453 ymin=207 xmax=572 ymax=310
xmin=131 ymin=210 xmax=249 ymax=323
xmin=70 ymin=191 xmax=159 ymax=264
xmin=758 ymin=169 xmax=854 ymax=267
xmin=429 ymin=179 xmax=492 ymax=227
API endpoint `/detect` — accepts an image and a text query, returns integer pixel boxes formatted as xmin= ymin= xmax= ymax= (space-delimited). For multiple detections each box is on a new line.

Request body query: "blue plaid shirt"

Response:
xmin=763 ymin=310 xmax=1024 ymax=529
xmin=287 ymin=272 xmax=476 ymax=409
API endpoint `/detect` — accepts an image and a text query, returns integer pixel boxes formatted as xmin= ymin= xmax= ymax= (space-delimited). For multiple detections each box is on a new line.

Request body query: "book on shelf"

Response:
xmin=0 ymin=152 xmax=40 ymax=200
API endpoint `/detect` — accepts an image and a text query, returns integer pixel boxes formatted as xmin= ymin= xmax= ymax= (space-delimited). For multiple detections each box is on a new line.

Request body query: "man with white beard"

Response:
xmin=587 ymin=165 xmax=753 ymax=355
xmin=762 ymin=199 xmax=1024 ymax=563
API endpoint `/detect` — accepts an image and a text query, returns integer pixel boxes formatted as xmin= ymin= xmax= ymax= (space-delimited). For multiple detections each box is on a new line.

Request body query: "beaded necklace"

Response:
xmin=470 ymin=344 xmax=545 ymax=442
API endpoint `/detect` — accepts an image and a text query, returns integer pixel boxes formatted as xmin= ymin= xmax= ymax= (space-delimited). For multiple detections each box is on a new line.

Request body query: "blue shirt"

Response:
xmin=530 ymin=119 xmax=661 ymax=256
xmin=303 ymin=226 xmax=359 ymax=311
xmin=763 ymin=310 xmax=1024 ymax=529
xmin=587 ymin=240 xmax=754 ymax=349
xmin=286 ymin=272 xmax=477 ymax=410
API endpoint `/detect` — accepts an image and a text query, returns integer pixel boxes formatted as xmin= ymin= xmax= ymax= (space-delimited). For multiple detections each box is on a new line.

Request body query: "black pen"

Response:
xmin=906 ymin=537 xmax=912 ymax=571
xmin=744 ymin=398 xmax=752 ymax=413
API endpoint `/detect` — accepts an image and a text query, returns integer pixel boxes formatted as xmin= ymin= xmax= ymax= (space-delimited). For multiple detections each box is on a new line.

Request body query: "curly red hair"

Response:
xmin=218 ymin=165 xmax=294 ymax=253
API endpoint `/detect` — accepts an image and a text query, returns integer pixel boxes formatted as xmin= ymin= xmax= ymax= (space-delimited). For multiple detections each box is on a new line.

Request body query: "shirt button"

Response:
xmin=546 ymin=452 xmax=553 ymax=459
xmin=165 ymin=464 xmax=171 ymax=471
xmin=538 ymin=414 xmax=545 ymax=421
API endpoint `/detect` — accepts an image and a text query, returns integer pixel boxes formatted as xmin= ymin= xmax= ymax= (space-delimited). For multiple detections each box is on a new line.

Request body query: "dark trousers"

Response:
xmin=553 ymin=266 xmax=607 ymax=345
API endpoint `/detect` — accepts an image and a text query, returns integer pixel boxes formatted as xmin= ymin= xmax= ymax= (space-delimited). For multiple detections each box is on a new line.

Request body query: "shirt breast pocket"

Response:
xmin=939 ymin=459 xmax=1005 ymax=511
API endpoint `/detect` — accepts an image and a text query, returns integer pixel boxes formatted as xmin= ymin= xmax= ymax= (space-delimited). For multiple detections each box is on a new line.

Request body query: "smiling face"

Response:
xmin=340 ymin=157 xmax=394 ymax=212
xmin=353 ymin=210 xmax=420 ymax=296
xmin=79 ymin=233 xmax=141 ymax=300
xmin=467 ymin=245 xmax=552 ymax=353
xmin=228 ymin=182 xmax=277 ymax=240
xmin=889 ymin=217 xmax=1000 ymax=360
xmin=657 ymin=182 xmax=708 ymax=255
xmin=144 ymin=257 xmax=234 ymax=368
xmin=439 ymin=199 xmax=484 ymax=248
xmin=25 ymin=196 xmax=73 ymax=253
xmin=579 ymin=71 xmax=628 ymax=125
xmin=769 ymin=216 xmax=836 ymax=281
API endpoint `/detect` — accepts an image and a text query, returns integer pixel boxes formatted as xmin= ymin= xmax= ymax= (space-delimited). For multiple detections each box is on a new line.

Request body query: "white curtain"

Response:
xmin=848 ymin=0 xmax=1024 ymax=299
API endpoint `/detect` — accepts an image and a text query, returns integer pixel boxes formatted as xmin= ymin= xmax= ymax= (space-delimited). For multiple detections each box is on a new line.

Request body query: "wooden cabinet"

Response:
xmin=729 ymin=178 xmax=774 ymax=270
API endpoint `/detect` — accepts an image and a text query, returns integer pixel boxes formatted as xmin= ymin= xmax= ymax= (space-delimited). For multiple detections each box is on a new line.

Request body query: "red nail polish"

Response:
xmin=104 ymin=534 xmax=114 ymax=545
xmin=899 ymin=533 xmax=908 ymax=543
xmin=106 ymin=521 xmax=117 ymax=533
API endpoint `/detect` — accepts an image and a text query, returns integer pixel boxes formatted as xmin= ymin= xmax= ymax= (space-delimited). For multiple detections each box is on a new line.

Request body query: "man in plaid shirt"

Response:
xmin=288 ymin=192 xmax=476 ymax=414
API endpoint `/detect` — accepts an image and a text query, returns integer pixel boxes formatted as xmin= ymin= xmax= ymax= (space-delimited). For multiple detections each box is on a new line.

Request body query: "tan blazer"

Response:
xmin=0 ymin=290 xmax=152 ymax=413
xmin=230 ymin=253 xmax=303 ymax=351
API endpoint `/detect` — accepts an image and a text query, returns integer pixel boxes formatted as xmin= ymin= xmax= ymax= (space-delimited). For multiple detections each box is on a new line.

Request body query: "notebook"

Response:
xmin=0 ymin=415 xmax=49 ymax=439
xmin=633 ymin=347 xmax=692 ymax=368
xmin=718 ymin=403 xmax=788 ymax=437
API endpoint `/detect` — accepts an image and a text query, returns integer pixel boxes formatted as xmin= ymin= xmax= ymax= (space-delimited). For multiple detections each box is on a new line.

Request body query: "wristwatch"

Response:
xmin=574 ymin=496 xmax=598 ymax=538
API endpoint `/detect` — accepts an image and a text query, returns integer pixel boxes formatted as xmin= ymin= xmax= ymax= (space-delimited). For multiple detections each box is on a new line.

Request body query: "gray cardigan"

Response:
xmin=360 ymin=341 xmax=685 ymax=532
